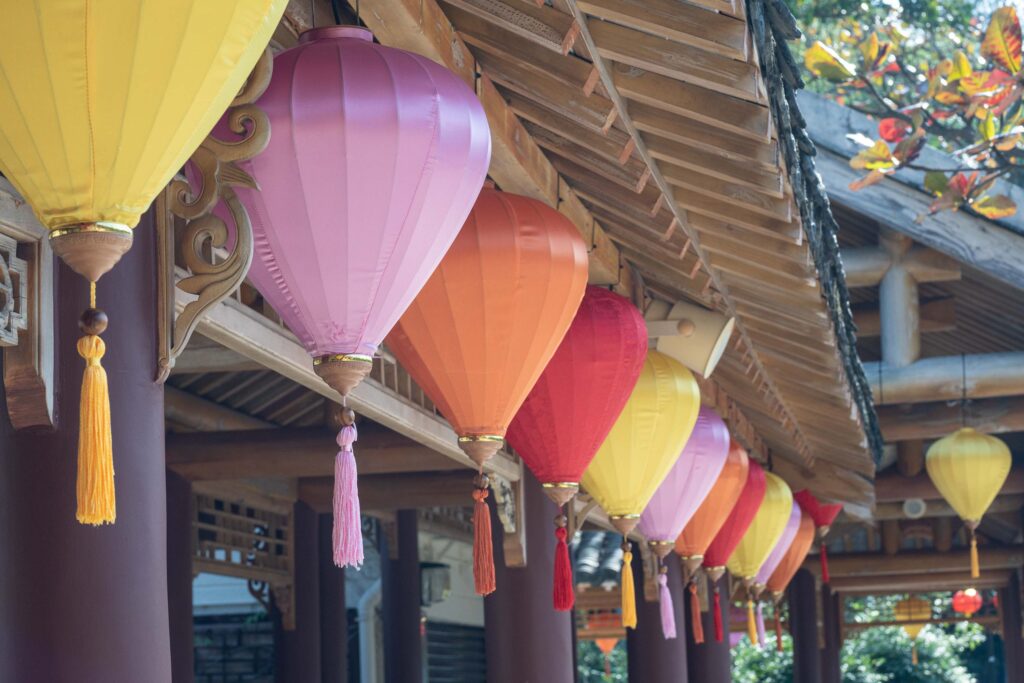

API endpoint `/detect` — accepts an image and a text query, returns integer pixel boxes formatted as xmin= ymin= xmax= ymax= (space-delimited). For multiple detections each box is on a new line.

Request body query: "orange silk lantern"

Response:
xmin=387 ymin=187 xmax=588 ymax=595
xmin=765 ymin=509 xmax=816 ymax=600
xmin=595 ymin=638 xmax=619 ymax=676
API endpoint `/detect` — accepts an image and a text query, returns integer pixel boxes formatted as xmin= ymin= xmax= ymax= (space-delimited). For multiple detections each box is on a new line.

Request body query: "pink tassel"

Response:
xmin=332 ymin=424 xmax=363 ymax=567
xmin=658 ymin=571 xmax=677 ymax=639
xmin=553 ymin=525 xmax=575 ymax=610
xmin=756 ymin=601 xmax=766 ymax=647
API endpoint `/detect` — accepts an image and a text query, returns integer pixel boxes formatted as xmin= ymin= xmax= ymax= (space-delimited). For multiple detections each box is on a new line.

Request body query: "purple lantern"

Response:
xmin=638 ymin=408 xmax=730 ymax=638
xmin=235 ymin=26 xmax=491 ymax=568
xmin=754 ymin=501 xmax=802 ymax=590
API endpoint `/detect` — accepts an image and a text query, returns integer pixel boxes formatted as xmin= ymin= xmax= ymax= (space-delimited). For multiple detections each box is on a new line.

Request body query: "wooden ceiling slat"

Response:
xmin=663 ymin=162 xmax=792 ymax=221
xmin=646 ymin=134 xmax=784 ymax=196
xmin=515 ymin=105 xmax=633 ymax=164
xmin=442 ymin=0 xmax=580 ymax=54
xmin=557 ymin=157 xmax=664 ymax=214
xmin=692 ymin=215 xmax=811 ymax=264
xmin=587 ymin=18 xmax=761 ymax=103
xmin=538 ymin=133 xmax=651 ymax=193
xmin=675 ymin=190 xmax=801 ymax=241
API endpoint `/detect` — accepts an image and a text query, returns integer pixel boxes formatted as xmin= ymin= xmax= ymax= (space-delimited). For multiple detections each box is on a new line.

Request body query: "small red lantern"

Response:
xmin=953 ymin=588 xmax=983 ymax=618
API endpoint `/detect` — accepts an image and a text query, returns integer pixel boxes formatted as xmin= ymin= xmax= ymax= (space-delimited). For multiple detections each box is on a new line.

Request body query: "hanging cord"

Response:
xmin=331 ymin=0 xmax=342 ymax=23
xmin=961 ymin=352 xmax=967 ymax=428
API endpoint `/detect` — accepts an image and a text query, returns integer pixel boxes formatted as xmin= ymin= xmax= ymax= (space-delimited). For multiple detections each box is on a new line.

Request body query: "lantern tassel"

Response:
xmin=713 ymin=584 xmax=724 ymax=643
xmin=747 ymin=600 xmax=758 ymax=645
xmin=689 ymin=582 xmax=705 ymax=644
xmin=76 ymin=283 xmax=115 ymax=526
xmin=332 ymin=421 xmax=363 ymax=567
xmin=553 ymin=516 xmax=574 ymax=610
xmin=774 ymin=604 xmax=784 ymax=652
xmin=820 ymin=541 xmax=830 ymax=584
xmin=970 ymin=530 xmax=980 ymax=579
xmin=621 ymin=543 xmax=637 ymax=629
xmin=473 ymin=474 xmax=496 ymax=596
xmin=911 ymin=642 xmax=918 ymax=666
xmin=658 ymin=568 xmax=676 ymax=639
xmin=756 ymin=601 xmax=766 ymax=647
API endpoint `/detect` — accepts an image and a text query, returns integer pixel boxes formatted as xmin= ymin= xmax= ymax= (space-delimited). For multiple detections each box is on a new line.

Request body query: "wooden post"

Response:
xmin=0 ymin=217 xmax=173 ymax=681
xmin=879 ymin=261 xmax=919 ymax=368
xmin=1000 ymin=572 xmax=1023 ymax=681
xmin=167 ymin=470 xmax=194 ymax=683
xmin=318 ymin=514 xmax=348 ymax=683
xmin=626 ymin=546 xmax=688 ymax=682
xmin=788 ymin=569 xmax=822 ymax=683
xmin=820 ymin=584 xmax=841 ymax=683
xmin=276 ymin=502 xmax=322 ymax=683
xmin=485 ymin=471 xmax=574 ymax=683
xmin=383 ymin=509 xmax=423 ymax=683
xmin=685 ymin=574 xmax=731 ymax=682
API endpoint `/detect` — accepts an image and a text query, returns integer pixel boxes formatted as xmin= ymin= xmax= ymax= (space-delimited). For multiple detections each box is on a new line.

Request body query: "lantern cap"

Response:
xmin=705 ymin=565 xmax=726 ymax=583
xmin=49 ymin=223 xmax=133 ymax=283
xmin=681 ymin=555 xmax=704 ymax=582
xmin=314 ymin=354 xmax=373 ymax=397
xmin=458 ymin=435 xmax=503 ymax=468
xmin=610 ymin=515 xmax=639 ymax=536
xmin=541 ymin=482 xmax=579 ymax=507
xmin=299 ymin=26 xmax=374 ymax=44
xmin=648 ymin=540 xmax=674 ymax=560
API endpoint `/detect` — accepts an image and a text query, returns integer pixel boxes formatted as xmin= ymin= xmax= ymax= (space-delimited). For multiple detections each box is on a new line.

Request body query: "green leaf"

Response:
xmin=972 ymin=194 xmax=1017 ymax=218
xmin=805 ymin=41 xmax=857 ymax=82
xmin=950 ymin=50 xmax=973 ymax=81
xmin=982 ymin=6 xmax=1022 ymax=74
xmin=850 ymin=139 xmax=895 ymax=170
xmin=924 ymin=171 xmax=949 ymax=195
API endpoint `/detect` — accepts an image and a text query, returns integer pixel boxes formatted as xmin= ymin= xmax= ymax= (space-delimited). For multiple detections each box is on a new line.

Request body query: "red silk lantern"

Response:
xmin=506 ymin=286 xmax=646 ymax=611
xmin=388 ymin=187 xmax=588 ymax=595
xmin=793 ymin=490 xmax=842 ymax=583
xmin=702 ymin=459 xmax=766 ymax=642
xmin=953 ymin=589 xmax=982 ymax=618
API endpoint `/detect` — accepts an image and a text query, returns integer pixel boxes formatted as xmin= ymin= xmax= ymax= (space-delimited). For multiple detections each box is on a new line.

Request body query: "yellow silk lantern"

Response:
xmin=582 ymin=350 xmax=700 ymax=628
xmin=926 ymin=428 xmax=1011 ymax=578
xmin=0 ymin=0 xmax=285 ymax=526
xmin=894 ymin=596 xmax=931 ymax=665
xmin=727 ymin=472 xmax=792 ymax=645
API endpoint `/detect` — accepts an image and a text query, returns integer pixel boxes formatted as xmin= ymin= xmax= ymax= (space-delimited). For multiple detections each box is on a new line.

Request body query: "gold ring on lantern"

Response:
xmin=458 ymin=434 xmax=504 ymax=469
xmin=313 ymin=353 xmax=374 ymax=398
xmin=542 ymin=481 xmax=580 ymax=507
xmin=49 ymin=222 xmax=134 ymax=283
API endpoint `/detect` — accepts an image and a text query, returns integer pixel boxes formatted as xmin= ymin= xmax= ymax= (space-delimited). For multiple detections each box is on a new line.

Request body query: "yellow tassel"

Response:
xmin=747 ymin=599 xmax=758 ymax=645
xmin=621 ymin=545 xmax=637 ymax=629
xmin=911 ymin=642 xmax=918 ymax=666
xmin=76 ymin=331 xmax=114 ymax=525
xmin=970 ymin=532 xmax=980 ymax=579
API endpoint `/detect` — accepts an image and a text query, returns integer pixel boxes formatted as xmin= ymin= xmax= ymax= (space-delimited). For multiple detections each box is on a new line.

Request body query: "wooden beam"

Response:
xmin=852 ymin=297 xmax=955 ymax=337
xmin=441 ymin=0 xmax=579 ymax=55
xmin=817 ymin=148 xmax=1024 ymax=292
xmin=864 ymin=352 xmax=1024 ymax=405
xmin=646 ymin=135 xmax=783 ymax=196
xmin=832 ymin=571 xmax=1012 ymax=594
xmin=875 ymin=468 xmax=1024 ymax=503
xmin=165 ymin=386 xmax=273 ymax=432
xmin=896 ymin=440 xmax=925 ymax=478
xmin=299 ymin=471 xmax=473 ymax=512
xmin=878 ymin=395 xmax=1024 ymax=441
xmin=167 ymin=427 xmax=464 ymax=481
xmin=813 ymin=547 xmax=1024 ymax=578
xmin=179 ymin=289 xmax=521 ymax=481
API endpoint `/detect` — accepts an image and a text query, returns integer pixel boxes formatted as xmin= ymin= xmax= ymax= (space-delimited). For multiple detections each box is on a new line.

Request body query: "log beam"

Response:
xmin=874 ymin=494 xmax=1024 ymax=521
xmin=828 ymin=569 xmax=1013 ymax=594
xmin=167 ymin=427 xmax=467 ymax=481
xmin=852 ymin=297 xmax=955 ymax=338
xmin=865 ymin=352 xmax=1024 ymax=405
xmin=877 ymin=396 xmax=1024 ymax=441
xmin=299 ymin=471 xmax=473 ymax=512
xmin=809 ymin=547 xmax=1024 ymax=578
xmin=875 ymin=468 xmax=1024 ymax=503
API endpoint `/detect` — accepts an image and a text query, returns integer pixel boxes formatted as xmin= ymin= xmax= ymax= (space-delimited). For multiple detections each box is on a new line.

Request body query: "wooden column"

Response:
xmin=318 ymin=514 xmax=348 ymax=683
xmin=276 ymin=502 xmax=321 ymax=683
xmin=383 ymin=509 xmax=423 ymax=683
xmin=0 ymin=217 xmax=172 ymax=682
xmin=1000 ymin=572 xmax=1023 ymax=682
xmin=879 ymin=260 xmax=919 ymax=367
xmin=167 ymin=470 xmax=194 ymax=683
xmin=485 ymin=471 xmax=574 ymax=683
xmin=626 ymin=546 xmax=687 ymax=681
xmin=685 ymin=575 xmax=731 ymax=682
xmin=820 ymin=584 xmax=841 ymax=683
xmin=788 ymin=569 xmax=822 ymax=683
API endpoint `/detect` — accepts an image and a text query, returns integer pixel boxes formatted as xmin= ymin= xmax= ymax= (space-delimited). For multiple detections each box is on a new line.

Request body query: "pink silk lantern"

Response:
xmin=755 ymin=503 xmax=802 ymax=589
xmin=236 ymin=26 xmax=490 ymax=568
xmin=637 ymin=408 xmax=729 ymax=638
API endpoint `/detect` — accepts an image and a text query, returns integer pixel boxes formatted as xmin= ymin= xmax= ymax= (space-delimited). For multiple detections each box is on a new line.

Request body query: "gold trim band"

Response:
xmin=648 ymin=540 xmax=674 ymax=548
xmin=542 ymin=482 xmax=579 ymax=490
xmin=458 ymin=434 xmax=504 ymax=444
xmin=49 ymin=222 xmax=133 ymax=239
xmin=313 ymin=353 xmax=373 ymax=366
xmin=608 ymin=514 xmax=640 ymax=521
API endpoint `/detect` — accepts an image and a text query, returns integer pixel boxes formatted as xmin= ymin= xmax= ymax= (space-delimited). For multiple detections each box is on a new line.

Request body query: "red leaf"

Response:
xmin=878 ymin=118 xmax=912 ymax=143
xmin=982 ymin=7 xmax=1023 ymax=74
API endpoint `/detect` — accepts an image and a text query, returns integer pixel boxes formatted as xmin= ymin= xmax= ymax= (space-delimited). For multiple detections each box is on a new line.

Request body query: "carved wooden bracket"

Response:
xmin=491 ymin=465 xmax=528 ymax=567
xmin=0 ymin=178 xmax=55 ymax=430
xmin=156 ymin=49 xmax=272 ymax=382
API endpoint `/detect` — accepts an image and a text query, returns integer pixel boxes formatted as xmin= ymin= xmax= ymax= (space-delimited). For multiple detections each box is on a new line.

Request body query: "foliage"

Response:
xmin=796 ymin=1 xmax=1022 ymax=219
xmin=732 ymin=633 xmax=794 ymax=683
xmin=577 ymin=638 xmax=627 ymax=683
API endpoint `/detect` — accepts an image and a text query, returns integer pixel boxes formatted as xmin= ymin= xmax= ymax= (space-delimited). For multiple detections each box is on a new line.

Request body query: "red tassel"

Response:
xmin=473 ymin=486 xmax=496 ymax=596
xmin=774 ymin=605 xmax=783 ymax=652
xmin=713 ymin=586 xmax=724 ymax=643
xmin=689 ymin=582 xmax=705 ymax=644
xmin=820 ymin=542 xmax=830 ymax=584
xmin=553 ymin=524 xmax=574 ymax=610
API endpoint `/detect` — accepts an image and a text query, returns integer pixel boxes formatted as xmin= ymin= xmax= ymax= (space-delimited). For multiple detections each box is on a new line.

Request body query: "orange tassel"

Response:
xmin=473 ymin=484 xmax=496 ymax=596
xmin=774 ymin=605 xmax=783 ymax=652
xmin=689 ymin=582 xmax=704 ymax=644
xmin=747 ymin=599 xmax=758 ymax=645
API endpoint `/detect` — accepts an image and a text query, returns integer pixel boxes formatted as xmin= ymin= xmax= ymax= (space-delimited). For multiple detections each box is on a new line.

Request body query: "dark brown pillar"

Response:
xmin=167 ymin=470 xmax=194 ymax=682
xmin=627 ymin=546 xmax=688 ymax=681
xmin=1000 ymin=572 xmax=1023 ymax=682
xmin=383 ymin=509 xmax=423 ymax=683
xmin=685 ymin=574 xmax=731 ymax=682
xmin=0 ymin=217 xmax=171 ymax=682
xmin=277 ymin=502 xmax=321 ymax=683
xmin=821 ymin=584 xmax=841 ymax=683
xmin=485 ymin=471 xmax=574 ymax=683
xmin=319 ymin=514 xmax=348 ymax=683
xmin=788 ymin=569 xmax=822 ymax=683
